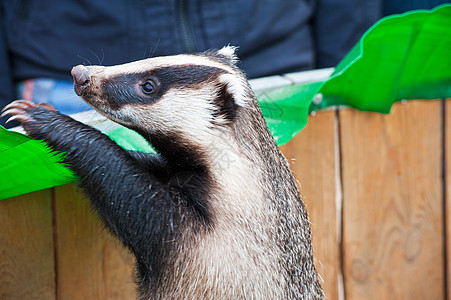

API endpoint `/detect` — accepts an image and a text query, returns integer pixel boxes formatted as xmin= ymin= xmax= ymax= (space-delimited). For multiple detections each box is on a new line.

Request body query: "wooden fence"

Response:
xmin=0 ymin=99 xmax=449 ymax=299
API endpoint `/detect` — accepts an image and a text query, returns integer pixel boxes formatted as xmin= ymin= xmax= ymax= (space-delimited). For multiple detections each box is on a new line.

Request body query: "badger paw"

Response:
xmin=1 ymin=100 xmax=61 ymax=138
xmin=1 ymin=100 xmax=56 ymax=123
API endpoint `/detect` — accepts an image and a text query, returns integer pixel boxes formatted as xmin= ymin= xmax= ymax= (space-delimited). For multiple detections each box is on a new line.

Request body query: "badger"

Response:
xmin=2 ymin=46 xmax=323 ymax=299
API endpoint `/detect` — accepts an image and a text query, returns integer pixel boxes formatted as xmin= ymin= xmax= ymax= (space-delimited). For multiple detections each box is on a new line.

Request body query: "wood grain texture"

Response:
xmin=340 ymin=101 xmax=444 ymax=300
xmin=0 ymin=190 xmax=55 ymax=300
xmin=280 ymin=110 xmax=340 ymax=300
xmin=54 ymin=183 xmax=136 ymax=300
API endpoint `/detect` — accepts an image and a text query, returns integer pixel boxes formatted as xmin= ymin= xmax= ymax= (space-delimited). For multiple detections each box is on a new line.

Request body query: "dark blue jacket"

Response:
xmin=0 ymin=0 xmax=382 ymax=127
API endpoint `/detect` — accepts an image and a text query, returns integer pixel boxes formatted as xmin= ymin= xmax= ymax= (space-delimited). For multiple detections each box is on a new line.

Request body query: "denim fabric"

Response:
xmin=1 ymin=0 xmax=383 ymax=127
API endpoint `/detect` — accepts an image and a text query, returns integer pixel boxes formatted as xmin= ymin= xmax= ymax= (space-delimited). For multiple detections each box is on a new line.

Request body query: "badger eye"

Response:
xmin=141 ymin=81 xmax=156 ymax=94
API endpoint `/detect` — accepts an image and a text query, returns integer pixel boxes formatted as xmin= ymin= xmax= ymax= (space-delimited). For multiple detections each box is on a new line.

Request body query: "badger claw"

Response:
xmin=1 ymin=100 xmax=57 ymax=125
xmin=1 ymin=106 xmax=33 ymax=124
xmin=4 ymin=113 xmax=34 ymax=124
xmin=0 ymin=100 xmax=56 ymax=117
xmin=1 ymin=99 xmax=35 ymax=113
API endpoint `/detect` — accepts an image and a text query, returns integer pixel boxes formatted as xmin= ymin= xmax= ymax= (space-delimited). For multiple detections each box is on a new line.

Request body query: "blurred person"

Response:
xmin=0 ymin=0 xmax=383 ymax=128
xmin=383 ymin=0 xmax=449 ymax=15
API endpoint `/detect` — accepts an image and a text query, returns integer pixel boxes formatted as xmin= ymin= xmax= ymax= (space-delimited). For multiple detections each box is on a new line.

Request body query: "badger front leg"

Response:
xmin=2 ymin=100 xmax=193 ymax=281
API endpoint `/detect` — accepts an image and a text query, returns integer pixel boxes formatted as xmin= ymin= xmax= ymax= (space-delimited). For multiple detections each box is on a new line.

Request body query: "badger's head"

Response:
xmin=71 ymin=47 xmax=256 ymax=154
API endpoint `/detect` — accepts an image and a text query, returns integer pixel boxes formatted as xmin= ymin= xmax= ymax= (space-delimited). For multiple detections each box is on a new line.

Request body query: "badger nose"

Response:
xmin=71 ymin=65 xmax=91 ymax=96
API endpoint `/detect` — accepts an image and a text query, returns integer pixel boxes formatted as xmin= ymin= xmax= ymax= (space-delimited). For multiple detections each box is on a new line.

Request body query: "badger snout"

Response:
xmin=71 ymin=65 xmax=91 ymax=96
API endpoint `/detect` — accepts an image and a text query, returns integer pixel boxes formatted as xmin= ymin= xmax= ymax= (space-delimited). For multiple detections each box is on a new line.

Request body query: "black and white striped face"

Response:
xmin=72 ymin=46 xmax=250 ymax=144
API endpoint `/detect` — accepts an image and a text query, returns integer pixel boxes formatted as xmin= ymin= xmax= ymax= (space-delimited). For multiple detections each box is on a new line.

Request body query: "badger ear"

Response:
xmin=210 ymin=45 xmax=239 ymax=65
xmin=212 ymin=69 xmax=248 ymax=121
xmin=218 ymin=73 xmax=248 ymax=108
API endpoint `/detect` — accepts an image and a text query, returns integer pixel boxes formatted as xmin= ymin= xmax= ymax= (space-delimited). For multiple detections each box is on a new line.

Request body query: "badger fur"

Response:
xmin=2 ymin=47 xmax=324 ymax=299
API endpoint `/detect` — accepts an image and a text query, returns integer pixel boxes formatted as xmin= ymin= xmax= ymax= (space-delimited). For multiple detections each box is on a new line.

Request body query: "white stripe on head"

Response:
xmin=88 ymin=54 xmax=239 ymax=79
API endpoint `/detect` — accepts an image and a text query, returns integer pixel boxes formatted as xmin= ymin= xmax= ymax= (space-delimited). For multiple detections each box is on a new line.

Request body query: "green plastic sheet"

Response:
xmin=1 ymin=5 xmax=450 ymax=200
xmin=0 ymin=127 xmax=76 ymax=199
xmin=260 ymin=4 xmax=451 ymax=145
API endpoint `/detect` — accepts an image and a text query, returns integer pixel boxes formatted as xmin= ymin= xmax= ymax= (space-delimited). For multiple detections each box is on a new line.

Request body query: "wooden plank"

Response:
xmin=0 ymin=190 xmax=55 ymax=299
xmin=340 ymin=100 xmax=444 ymax=299
xmin=280 ymin=110 xmax=340 ymax=300
xmin=54 ymin=183 xmax=136 ymax=300
xmin=446 ymin=98 xmax=451 ymax=300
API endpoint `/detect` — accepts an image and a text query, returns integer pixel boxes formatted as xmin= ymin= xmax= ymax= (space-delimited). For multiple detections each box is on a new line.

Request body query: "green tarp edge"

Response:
xmin=316 ymin=4 xmax=451 ymax=113
xmin=262 ymin=4 xmax=451 ymax=145
xmin=1 ymin=5 xmax=450 ymax=200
